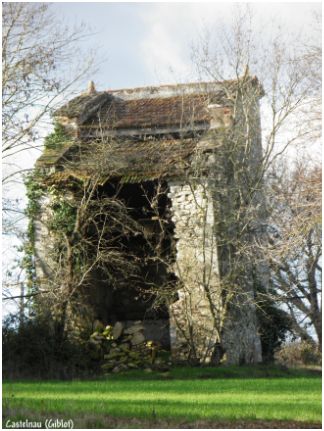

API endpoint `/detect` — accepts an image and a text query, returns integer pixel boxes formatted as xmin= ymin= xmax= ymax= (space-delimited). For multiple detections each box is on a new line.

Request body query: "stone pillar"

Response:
xmin=167 ymin=180 xmax=262 ymax=365
xmin=168 ymin=181 xmax=222 ymax=363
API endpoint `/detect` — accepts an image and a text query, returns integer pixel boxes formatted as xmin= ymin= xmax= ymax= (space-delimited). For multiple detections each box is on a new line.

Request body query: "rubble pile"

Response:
xmin=90 ymin=321 xmax=164 ymax=373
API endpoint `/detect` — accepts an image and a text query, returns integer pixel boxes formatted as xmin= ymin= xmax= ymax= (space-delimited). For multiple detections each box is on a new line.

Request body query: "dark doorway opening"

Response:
xmin=88 ymin=179 xmax=176 ymax=347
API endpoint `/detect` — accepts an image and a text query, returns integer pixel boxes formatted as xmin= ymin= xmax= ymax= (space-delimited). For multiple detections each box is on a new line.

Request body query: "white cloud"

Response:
xmin=138 ymin=3 xmax=230 ymax=83
xmin=138 ymin=2 xmax=321 ymax=83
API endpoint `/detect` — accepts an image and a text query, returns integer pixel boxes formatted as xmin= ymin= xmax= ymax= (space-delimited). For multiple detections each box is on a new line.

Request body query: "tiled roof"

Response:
xmin=54 ymin=78 xmax=263 ymax=129
xmin=39 ymin=79 xmax=262 ymax=182
xmin=86 ymin=94 xmax=212 ymax=129
xmin=53 ymin=80 xmax=234 ymax=129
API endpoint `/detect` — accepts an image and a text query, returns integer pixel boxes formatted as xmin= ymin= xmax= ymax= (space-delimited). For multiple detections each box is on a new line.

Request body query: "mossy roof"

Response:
xmin=53 ymin=77 xmax=263 ymax=128
xmin=40 ymin=78 xmax=263 ymax=183
xmin=36 ymin=141 xmax=74 ymax=167
xmin=84 ymin=94 xmax=212 ymax=130
xmin=54 ymin=92 xmax=112 ymax=123
xmin=37 ymin=137 xmax=201 ymax=183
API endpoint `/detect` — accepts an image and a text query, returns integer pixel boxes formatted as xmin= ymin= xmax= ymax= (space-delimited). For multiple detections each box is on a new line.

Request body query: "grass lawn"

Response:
xmin=2 ymin=366 xmax=322 ymax=429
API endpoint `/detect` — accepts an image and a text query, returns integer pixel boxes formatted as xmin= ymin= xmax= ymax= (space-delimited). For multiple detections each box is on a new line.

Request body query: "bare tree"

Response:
xmin=2 ymin=2 xmax=95 ymax=167
xmin=192 ymin=5 xmax=320 ymax=166
xmin=22 ymin=167 xmax=142 ymax=342
xmin=183 ymin=6 xmax=322 ymax=354
xmin=297 ymin=9 xmax=322 ymax=146
xmin=135 ymin=7 xmax=321 ymax=363
xmin=2 ymin=2 xmax=98 ymax=318
xmin=266 ymin=163 xmax=322 ymax=348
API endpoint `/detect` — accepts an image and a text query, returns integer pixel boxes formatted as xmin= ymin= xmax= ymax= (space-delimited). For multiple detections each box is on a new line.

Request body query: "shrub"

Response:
xmin=274 ymin=341 xmax=321 ymax=367
xmin=2 ymin=314 xmax=99 ymax=380
xmin=256 ymin=285 xmax=292 ymax=362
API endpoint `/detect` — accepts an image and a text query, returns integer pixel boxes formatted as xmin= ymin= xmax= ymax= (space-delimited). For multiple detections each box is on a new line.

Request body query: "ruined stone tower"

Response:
xmin=35 ymin=77 xmax=266 ymax=365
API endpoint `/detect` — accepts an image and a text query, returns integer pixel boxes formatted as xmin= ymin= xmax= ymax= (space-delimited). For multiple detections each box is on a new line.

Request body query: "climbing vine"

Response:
xmin=23 ymin=123 xmax=72 ymax=294
xmin=46 ymin=186 xmax=77 ymax=235
xmin=23 ymin=169 xmax=46 ymax=294
xmin=43 ymin=123 xmax=67 ymax=150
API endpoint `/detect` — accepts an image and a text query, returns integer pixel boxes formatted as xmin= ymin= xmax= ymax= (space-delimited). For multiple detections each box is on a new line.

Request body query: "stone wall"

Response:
xmin=167 ymin=137 xmax=264 ymax=364
xmin=168 ymin=181 xmax=222 ymax=363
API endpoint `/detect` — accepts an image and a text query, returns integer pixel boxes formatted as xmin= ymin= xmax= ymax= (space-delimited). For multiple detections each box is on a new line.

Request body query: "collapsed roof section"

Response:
xmin=36 ymin=78 xmax=263 ymax=183
xmin=39 ymin=138 xmax=200 ymax=184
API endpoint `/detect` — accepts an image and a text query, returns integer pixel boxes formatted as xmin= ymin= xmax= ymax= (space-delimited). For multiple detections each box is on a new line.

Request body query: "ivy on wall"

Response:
xmin=23 ymin=123 xmax=75 ymax=295
xmin=23 ymin=169 xmax=46 ymax=294
xmin=44 ymin=123 xmax=67 ymax=150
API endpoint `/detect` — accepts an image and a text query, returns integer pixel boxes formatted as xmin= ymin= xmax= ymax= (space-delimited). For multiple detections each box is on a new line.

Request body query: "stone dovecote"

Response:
xmin=35 ymin=77 xmax=266 ymax=365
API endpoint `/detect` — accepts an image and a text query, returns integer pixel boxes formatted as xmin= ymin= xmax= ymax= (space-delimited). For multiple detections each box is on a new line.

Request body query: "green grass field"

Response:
xmin=3 ymin=366 xmax=322 ymax=428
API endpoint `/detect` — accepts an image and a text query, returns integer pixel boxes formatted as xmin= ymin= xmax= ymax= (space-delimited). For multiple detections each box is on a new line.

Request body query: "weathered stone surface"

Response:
xmin=119 ymin=343 xmax=130 ymax=351
xmin=124 ymin=324 xmax=144 ymax=334
xmin=131 ymin=332 xmax=145 ymax=346
xmin=93 ymin=319 xmax=170 ymax=373
xmin=169 ymin=182 xmax=221 ymax=363
xmin=168 ymin=179 xmax=263 ymax=365
xmin=112 ymin=321 xmax=123 ymax=339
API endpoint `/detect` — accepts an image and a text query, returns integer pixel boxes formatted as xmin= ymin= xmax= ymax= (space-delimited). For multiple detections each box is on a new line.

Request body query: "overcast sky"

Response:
xmin=53 ymin=2 xmax=321 ymax=90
